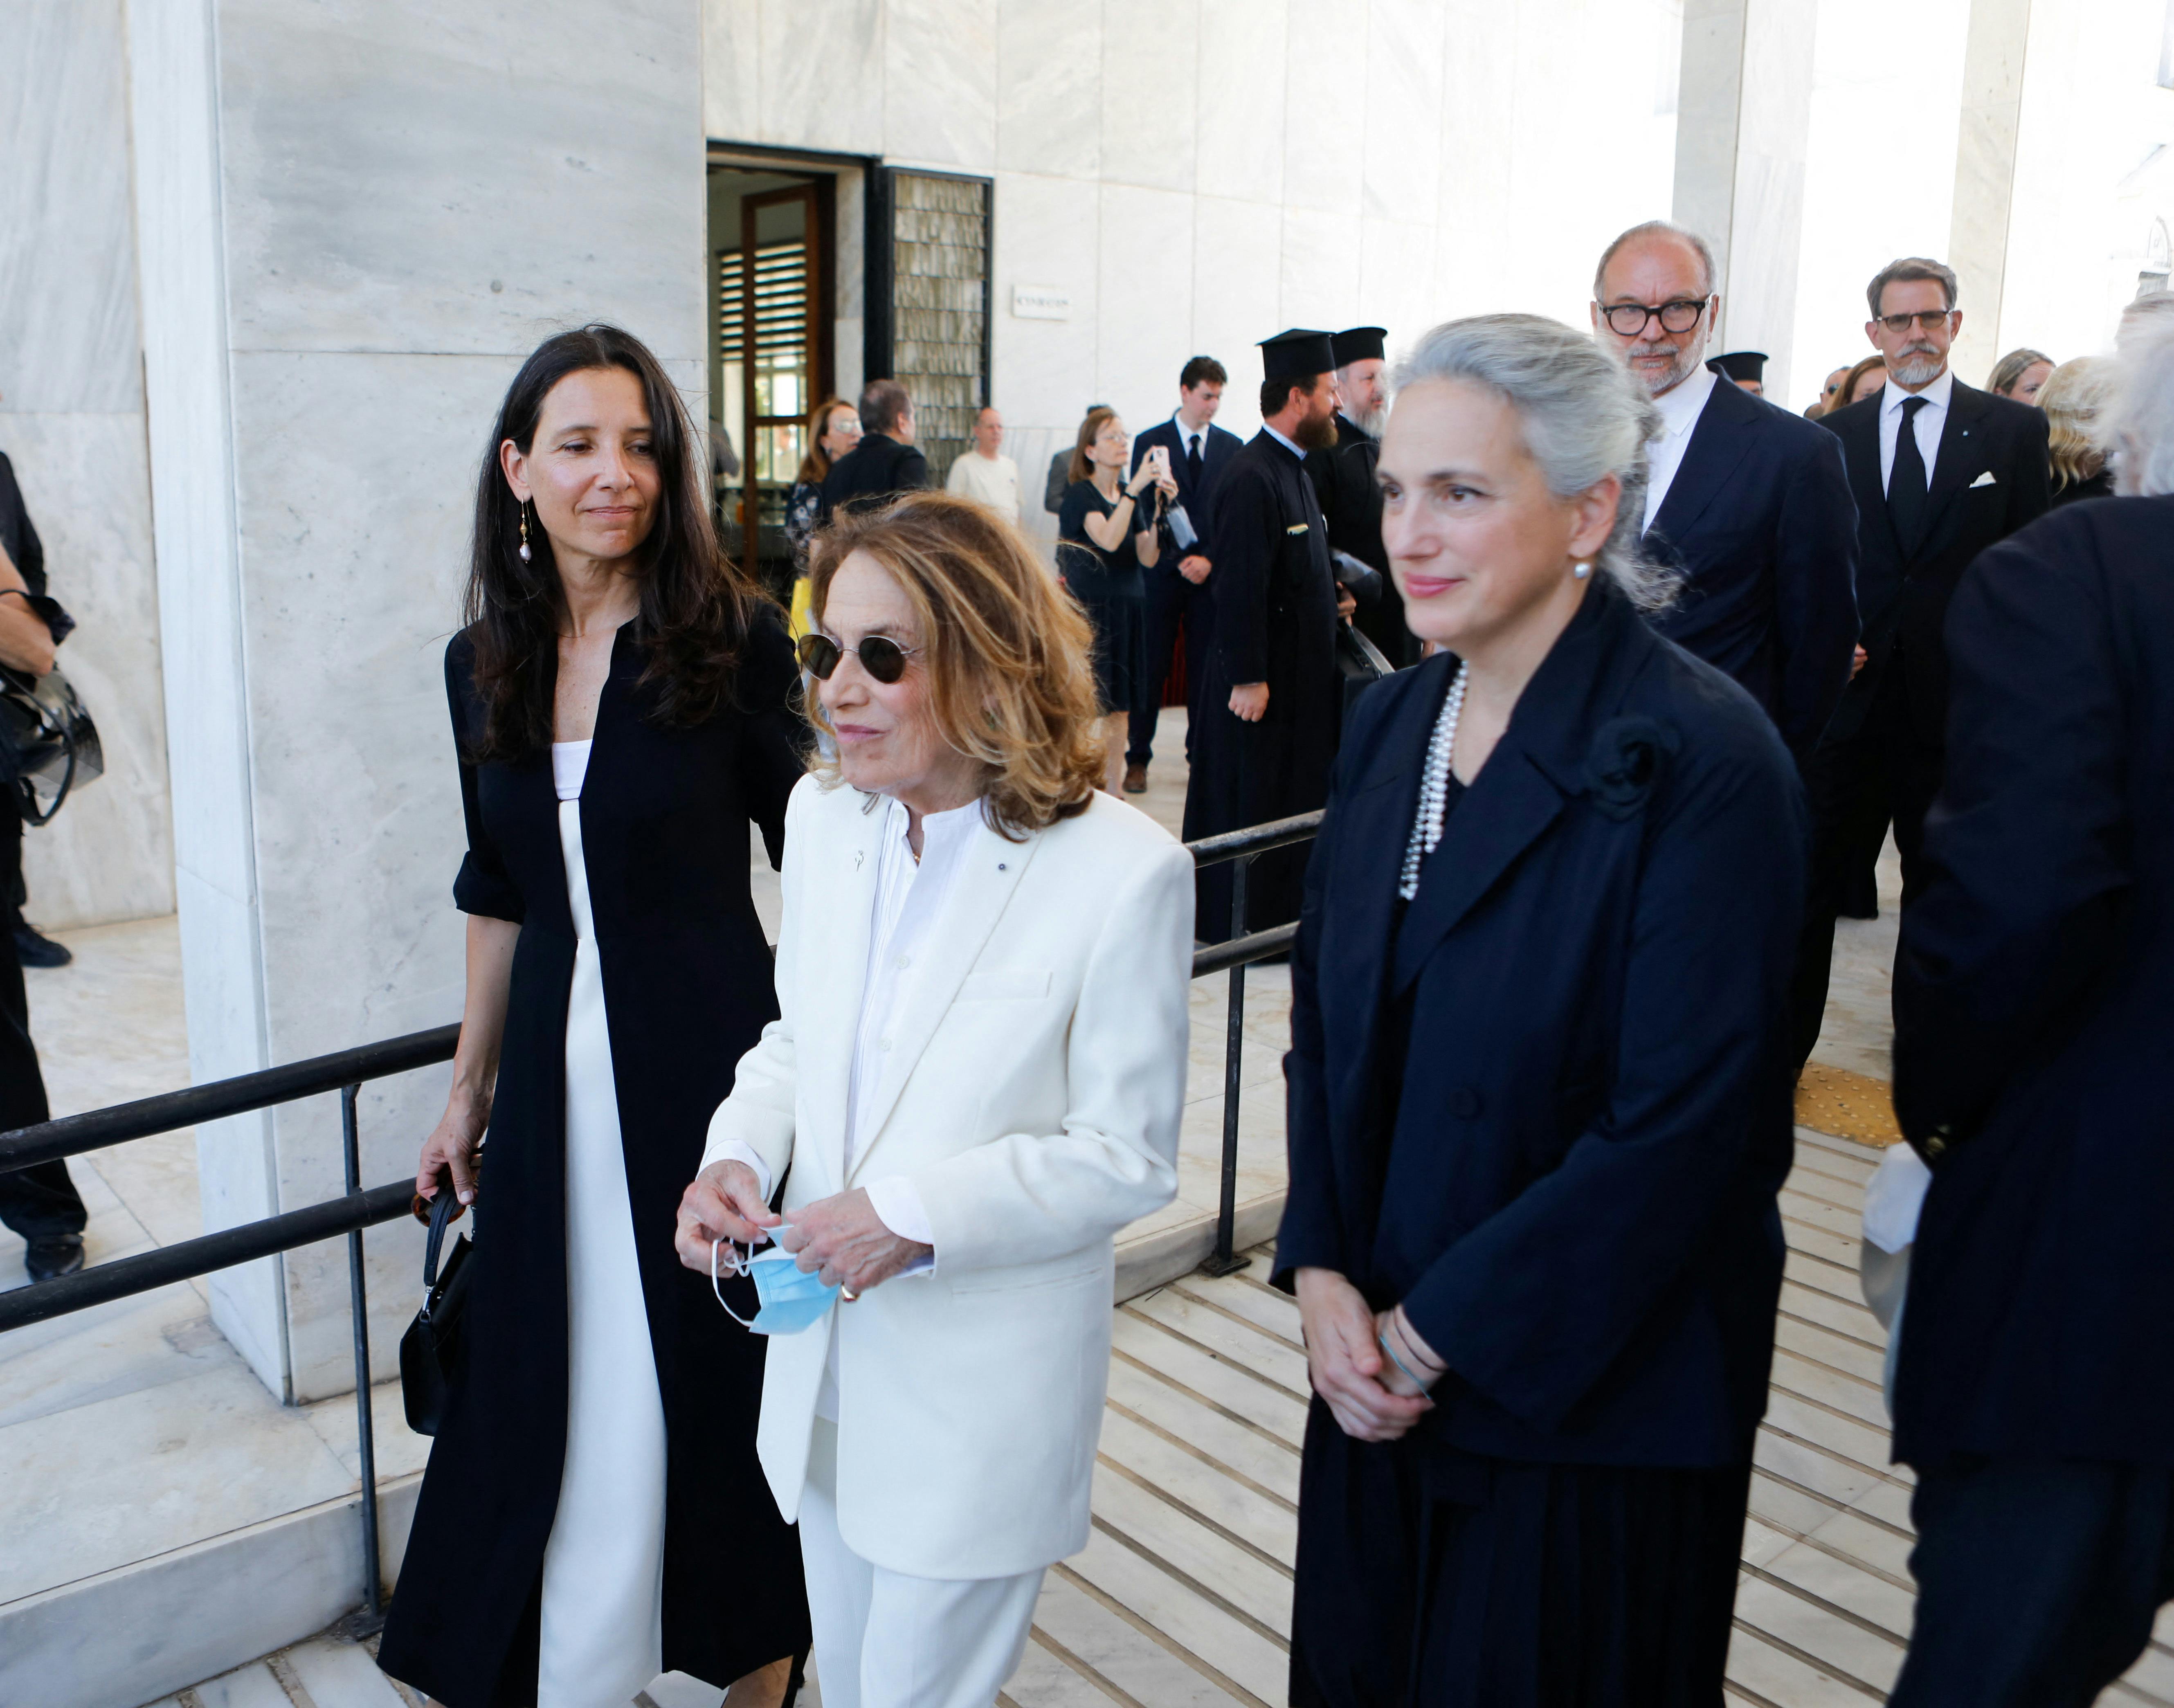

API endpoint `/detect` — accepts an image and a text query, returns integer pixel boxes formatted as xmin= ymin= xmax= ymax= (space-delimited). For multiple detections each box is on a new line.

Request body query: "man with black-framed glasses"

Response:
xmin=1590 ymin=220 xmax=1859 ymax=771
xmin=1792 ymin=257 xmax=2051 ymax=1069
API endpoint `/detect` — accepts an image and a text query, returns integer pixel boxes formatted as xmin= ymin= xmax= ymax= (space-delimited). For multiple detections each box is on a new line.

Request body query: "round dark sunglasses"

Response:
xmin=796 ymin=632 xmax=922 ymax=685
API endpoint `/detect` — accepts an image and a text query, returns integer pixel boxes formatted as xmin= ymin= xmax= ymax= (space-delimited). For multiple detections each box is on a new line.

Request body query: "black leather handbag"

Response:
xmin=400 ymin=1191 xmax=475 ymax=1436
xmin=0 ymin=595 xmax=102 ymax=826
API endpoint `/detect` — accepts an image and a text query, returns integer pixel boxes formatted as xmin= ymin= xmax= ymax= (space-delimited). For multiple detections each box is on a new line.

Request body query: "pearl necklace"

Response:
xmin=1399 ymin=662 xmax=1470 ymax=900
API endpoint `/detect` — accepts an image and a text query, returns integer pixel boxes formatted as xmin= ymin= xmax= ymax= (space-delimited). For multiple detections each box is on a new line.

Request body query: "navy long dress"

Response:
xmin=1056 ymin=476 xmax=1149 ymax=718
xmin=1276 ymin=578 xmax=1805 ymax=1706
xmin=379 ymin=611 xmax=812 ymax=1708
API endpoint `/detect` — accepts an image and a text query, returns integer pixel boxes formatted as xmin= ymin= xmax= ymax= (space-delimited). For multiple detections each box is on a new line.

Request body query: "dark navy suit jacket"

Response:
xmin=1892 ymin=497 xmax=2174 ymax=1470
xmin=1642 ymin=375 xmax=1860 ymax=764
xmin=1129 ymin=417 xmax=1241 ymax=565
xmin=1819 ymin=379 xmax=2050 ymax=746
xmin=1275 ymin=578 xmax=1805 ymax=1464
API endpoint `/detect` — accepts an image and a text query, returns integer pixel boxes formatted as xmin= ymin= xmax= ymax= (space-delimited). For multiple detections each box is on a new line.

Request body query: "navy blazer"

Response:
xmin=1130 ymin=417 xmax=1241 ymax=565
xmin=1275 ymin=578 xmax=1805 ymax=1465
xmin=1891 ymin=497 xmax=2174 ymax=1469
xmin=1643 ymin=377 xmax=1860 ymax=763
xmin=1819 ymin=379 xmax=2050 ymax=746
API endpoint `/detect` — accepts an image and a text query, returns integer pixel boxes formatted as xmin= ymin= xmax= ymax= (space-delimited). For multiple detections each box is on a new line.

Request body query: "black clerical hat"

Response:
xmin=1259 ymin=328 xmax=1336 ymax=382
xmin=1707 ymin=350 xmax=1767 ymax=383
xmin=1331 ymin=326 xmax=1387 ymax=366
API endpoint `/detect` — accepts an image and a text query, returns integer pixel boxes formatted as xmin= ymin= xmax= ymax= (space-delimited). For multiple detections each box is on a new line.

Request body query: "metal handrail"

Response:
xmin=0 ymin=805 xmax=1321 ymax=1629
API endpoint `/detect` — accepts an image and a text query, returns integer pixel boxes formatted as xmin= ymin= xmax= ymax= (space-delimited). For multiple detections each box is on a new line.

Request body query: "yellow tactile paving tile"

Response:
xmin=1794 ymin=1063 xmax=1904 ymax=1148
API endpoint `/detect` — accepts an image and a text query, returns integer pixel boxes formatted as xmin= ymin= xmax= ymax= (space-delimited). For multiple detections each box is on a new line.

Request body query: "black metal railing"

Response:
xmin=0 ymin=808 xmax=1320 ymax=1625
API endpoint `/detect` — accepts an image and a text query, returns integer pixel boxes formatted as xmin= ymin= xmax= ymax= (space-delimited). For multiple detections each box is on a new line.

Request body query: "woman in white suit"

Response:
xmin=674 ymin=492 xmax=1194 ymax=1708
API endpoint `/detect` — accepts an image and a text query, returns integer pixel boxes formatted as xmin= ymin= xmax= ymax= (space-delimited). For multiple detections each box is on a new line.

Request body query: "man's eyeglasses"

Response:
xmin=1598 ymin=298 xmax=1711 ymax=337
xmin=797 ymin=631 xmax=921 ymax=685
xmin=1875 ymin=309 xmax=1955 ymax=335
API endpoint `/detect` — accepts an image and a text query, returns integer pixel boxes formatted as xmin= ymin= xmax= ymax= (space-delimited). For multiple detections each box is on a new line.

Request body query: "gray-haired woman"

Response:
xmin=1276 ymin=314 xmax=1806 ymax=1705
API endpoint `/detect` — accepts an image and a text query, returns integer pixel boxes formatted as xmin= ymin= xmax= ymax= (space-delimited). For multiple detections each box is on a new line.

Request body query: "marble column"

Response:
xmin=126 ymin=0 xmax=708 ymax=1402
xmin=1672 ymin=0 xmax=1817 ymax=403
xmin=0 ymin=0 xmax=173 ymax=931
xmin=1947 ymin=0 xmax=2034 ymax=385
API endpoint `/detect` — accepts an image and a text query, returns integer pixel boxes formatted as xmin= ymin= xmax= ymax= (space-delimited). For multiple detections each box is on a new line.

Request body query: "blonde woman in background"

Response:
xmin=2041 ymin=356 xmax=2119 ymax=507
xmin=1986 ymin=346 xmax=2054 ymax=405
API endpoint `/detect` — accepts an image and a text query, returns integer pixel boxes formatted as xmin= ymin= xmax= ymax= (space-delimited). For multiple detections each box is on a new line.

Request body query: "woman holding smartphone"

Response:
xmin=1057 ymin=408 xmax=1177 ymax=792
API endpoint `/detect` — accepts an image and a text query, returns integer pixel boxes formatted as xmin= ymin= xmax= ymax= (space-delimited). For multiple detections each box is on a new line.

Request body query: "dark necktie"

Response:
xmin=1889 ymin=396 xmax=1930 ymax=557
xmin=1185 ymin=432 xmax=1203 ymax=489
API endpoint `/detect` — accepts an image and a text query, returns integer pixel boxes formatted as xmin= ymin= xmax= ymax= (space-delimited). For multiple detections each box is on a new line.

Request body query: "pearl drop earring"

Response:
xmin=518 ymin=502 xmax=532 ymax=564
xmin=1572 ymin=560 xmax=1592 ymax=580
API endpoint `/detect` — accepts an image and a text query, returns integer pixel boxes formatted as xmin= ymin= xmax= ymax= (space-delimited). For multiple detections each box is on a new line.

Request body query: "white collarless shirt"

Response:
xmin=1878 ymin=365 xmax=1954 ymax=494
xmin=715 ymin=794 xmax=980 ymax=1259
xmin=1641 ymin=364 xmax=1719 ymax=533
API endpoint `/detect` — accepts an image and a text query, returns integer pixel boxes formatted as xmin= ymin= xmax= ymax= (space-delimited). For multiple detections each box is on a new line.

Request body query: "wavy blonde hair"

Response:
xmin=2040 ymin=356 xmax=2116 ymax=491
xmin=807 ymin=492 xmax=1104 ymax=838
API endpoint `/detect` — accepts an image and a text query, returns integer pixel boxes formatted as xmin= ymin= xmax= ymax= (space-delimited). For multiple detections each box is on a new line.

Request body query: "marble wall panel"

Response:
xmin=759 ymin=0 xmax=886 ymax=155
xmin=1190 ymin=197 xmax=1284 ymax=437
xmin=1434 ymin=0 xmax=1516 ymax=318
xmin=886 ymin=0 xmax=998 ymax=169
xmin=702 ymin=0 xmax=762 ymax=140
xmin=9 ymin=413 xmax=174 ymax=929
xmin=1358 ymin=218 xmax=1439 ymax=360
xmin=997 ymin=0 xmax=1103 ymax=178
xmin=0 ymin=0 xmax=141 ymax=415
xmin=1194 ymin=0 xmax=1288 ymax=205
xmin=1099 ymin=0 xmax=1201 ymax=193
xmin=1361 ymin=0 xmax=1446 ymax=221
xmin=225 ymin=347 xmax=494 ymax=1402
xmin=217 ymin=0 xmax=705 ymax=359
xmin=1280 ymin=0 xmax=1367 ymax=214
xmin=1095 ymin=185 xmax=1198 ymax=427
xmin=1278 ymin=207 xmax=1365 ymax=333
xmin=990 ymin=173 xmax=1102 ymax=433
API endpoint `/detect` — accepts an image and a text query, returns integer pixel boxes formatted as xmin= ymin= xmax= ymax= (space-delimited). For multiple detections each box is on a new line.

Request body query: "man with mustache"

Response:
xmin=1306 ymin=326 xmax=1413 ymax=667
xmin=1793 ymin=258 xmax=2051 ymax=1068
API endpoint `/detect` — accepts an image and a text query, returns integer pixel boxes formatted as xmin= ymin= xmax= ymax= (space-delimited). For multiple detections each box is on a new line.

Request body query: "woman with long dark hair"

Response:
xmin=378 ymin=325 xmax=811 ymax=1708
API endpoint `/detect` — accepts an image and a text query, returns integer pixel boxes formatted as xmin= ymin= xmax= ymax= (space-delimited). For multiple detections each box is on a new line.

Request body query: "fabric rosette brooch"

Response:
xmin=1583 ymin=715 xmax=1679 ymax=820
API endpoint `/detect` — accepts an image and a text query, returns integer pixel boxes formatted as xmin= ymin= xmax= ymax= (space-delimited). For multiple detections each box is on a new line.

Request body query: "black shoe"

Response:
xmin=26 ymin=1235 xmax=85 ymax=1283
xmin=13 ymin=925 xmax=71 ymax=969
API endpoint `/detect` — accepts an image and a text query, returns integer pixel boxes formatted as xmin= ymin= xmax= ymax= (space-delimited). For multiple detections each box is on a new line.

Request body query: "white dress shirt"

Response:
xmin=1878 ymin=365 xmax=1954 ymax=494
xmin=715 ymin=793 xmax=979 ymax=1263
xmin=1173 ymin=418 xmax=1209 ymax=468
xmin=1640 ymin=363 xmax=1719 ymax=532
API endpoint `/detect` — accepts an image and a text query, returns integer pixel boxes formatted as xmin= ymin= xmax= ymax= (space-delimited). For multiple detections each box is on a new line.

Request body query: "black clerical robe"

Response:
xmin=1183 ymin=429 xmax=1340 ymax=939
xmin=1305 ymin=413 xmax=1414 ymax=667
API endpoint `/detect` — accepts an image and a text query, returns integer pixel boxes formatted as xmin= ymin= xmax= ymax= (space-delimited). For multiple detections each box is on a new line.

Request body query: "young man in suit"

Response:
xmin=1884 ymin=346 xmax=2174 ymax=1699
xmin=1793 ymin=257 xmax=2051 ymax=1067
xmin=1124 ymin=358 xmax=1241 ymax=792
xmin=1590 ymin=222 xmax=1861 ymax=773
xmin=818 ymin=378 xmax=930 ymax=520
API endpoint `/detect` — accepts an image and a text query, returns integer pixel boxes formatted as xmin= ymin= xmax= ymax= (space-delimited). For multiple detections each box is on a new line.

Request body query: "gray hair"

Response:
xmin=1394 ymin=313 xmax=1675 ymax=610
xmin=2117 ymin=289 xmax=2174 ymax=353
xmin=1867 ymin=257 xmax=1959 ymax=319
xmin=2109 ymin=325 xmax=2174 ymax=497
xmin=1593 ymin=220 xmax=1717 ymax=302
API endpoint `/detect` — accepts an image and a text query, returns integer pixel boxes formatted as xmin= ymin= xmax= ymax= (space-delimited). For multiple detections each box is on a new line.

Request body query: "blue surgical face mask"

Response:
xmin=711 ymin=1238 xmax=840 ymax=1335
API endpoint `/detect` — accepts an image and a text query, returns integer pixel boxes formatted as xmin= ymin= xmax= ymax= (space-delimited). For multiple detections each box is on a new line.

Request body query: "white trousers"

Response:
xmin=538 ymin=800 xmax=668 ymax=1708
xmin=800 ymin=1420 xmax=1044 ymax=1708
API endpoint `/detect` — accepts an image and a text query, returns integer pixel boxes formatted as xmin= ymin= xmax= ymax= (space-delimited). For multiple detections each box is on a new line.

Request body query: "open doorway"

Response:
xmin=707 ymin=163 xmax=836 ymax=597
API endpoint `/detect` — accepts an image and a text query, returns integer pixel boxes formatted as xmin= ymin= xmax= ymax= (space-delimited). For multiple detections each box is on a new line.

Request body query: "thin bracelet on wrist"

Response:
xmin=1378 ymin=1331 xmax=1430 ymax=1391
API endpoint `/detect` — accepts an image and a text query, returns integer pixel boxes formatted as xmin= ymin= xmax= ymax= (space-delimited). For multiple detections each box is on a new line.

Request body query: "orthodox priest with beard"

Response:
xmin=1184 ymin=328 xmax=1344 ymax=941
xmin=1308 ymin=325 xmax=1416 ymax=667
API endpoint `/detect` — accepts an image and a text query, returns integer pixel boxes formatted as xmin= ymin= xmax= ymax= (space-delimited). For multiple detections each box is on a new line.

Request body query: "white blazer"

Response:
xmin=704 ymin=774 xmax=1193 ymax=1579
